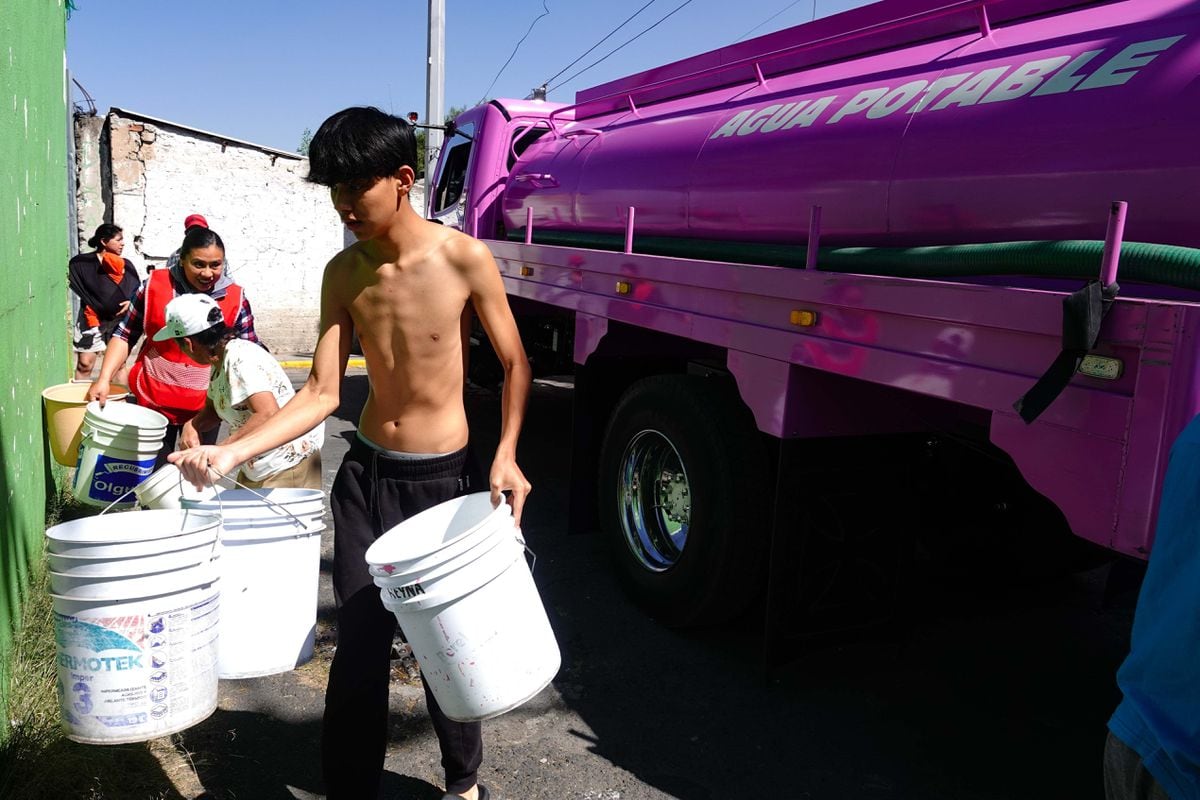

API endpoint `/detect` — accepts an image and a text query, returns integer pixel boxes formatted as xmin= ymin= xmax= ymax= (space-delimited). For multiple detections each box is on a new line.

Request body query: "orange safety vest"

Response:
xmin=128 ymin=269 xmax=243 ymax=424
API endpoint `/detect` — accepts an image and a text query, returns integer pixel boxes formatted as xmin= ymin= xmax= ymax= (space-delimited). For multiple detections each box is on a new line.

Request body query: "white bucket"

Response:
xmin=82 ymin=400 xmax=168 ymax=434
xmin=50 ymin=558 xmax=219 ymax=600
xmin=366 ymin=493 xmax=512 ymax=579
xmin=374 ymin=527 xmax=516 ymax=604
xmin=47 ymin=509 xmax=222 ymax=744
xmin=47 ymin=509 xmax=221 ymax=559
xmin=72 ymin=402 xmax=168 ymax=509
xmin=136 ymin=465 xmax=219 ymax=510
xmin=182 ymin=488 xmax=326 ymax=679
xmin=48 ymin=537 xmax=218 ymax=578
xmin=365 ymin=492 xmax=561 ymax=722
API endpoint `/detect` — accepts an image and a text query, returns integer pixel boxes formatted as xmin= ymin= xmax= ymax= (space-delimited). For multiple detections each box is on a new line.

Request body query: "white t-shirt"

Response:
xmin=209 ymin=338 xmax=324 ymax=481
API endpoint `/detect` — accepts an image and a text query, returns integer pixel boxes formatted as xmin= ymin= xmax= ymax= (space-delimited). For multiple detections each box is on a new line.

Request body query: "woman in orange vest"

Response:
xmin=88 ymin=226 xmax=262 ymax=468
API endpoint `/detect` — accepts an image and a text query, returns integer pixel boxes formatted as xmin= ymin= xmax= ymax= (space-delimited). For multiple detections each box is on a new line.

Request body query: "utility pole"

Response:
xmin=425 ymin=0 xmax=445 ymax=185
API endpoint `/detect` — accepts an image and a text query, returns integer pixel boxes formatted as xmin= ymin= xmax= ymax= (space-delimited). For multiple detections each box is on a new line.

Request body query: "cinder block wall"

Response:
xmin=101 ymin=113 xmax=344 ymax=354
xmin=0 ymin=1 xmax=70 ymax=734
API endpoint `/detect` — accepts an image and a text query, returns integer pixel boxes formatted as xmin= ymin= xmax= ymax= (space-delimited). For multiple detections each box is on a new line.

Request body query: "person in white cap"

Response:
xmin=158 ymin=293 xmax=324 ymax=489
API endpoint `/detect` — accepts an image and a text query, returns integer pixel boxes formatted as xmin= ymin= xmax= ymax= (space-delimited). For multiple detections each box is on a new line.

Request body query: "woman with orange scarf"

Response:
xmin=68 ymin=223 xmax=141 ymax=383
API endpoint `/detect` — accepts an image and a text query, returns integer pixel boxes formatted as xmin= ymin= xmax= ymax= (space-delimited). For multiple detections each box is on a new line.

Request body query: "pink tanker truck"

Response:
xmin=427 ymin=0 xmax=1200 ymax=639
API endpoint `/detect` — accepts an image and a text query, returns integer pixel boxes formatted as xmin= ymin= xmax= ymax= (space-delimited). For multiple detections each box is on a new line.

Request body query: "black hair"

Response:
xmin=87 ymin=223 xmax=122 ymax=249
xmin=179 ymin=227 xmax=225 ymax=264
xmin=191 ymin=319 xmax=236 ymax=351
xmin=305 ymin=106 xmax=417 ymax=187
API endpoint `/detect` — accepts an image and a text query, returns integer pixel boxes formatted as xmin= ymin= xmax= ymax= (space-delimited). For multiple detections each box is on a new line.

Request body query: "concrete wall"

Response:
xmin=0 ymin=0 xmax=70 ymax=734
xmin=73 ymin=113 xmax=106 ymax=248
xmin=79 ymin=111 xmax=345 ymax=354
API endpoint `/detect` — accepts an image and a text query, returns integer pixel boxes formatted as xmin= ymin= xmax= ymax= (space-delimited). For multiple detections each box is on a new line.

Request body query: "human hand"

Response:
xmin=116 ymin=300 xmax=131 ymax=317
xmin=168 ymin=445 xmax=239 ymax=490
xmin=178 ymin=421 xmax=201 ymax=451
xmin=87 ymin=377 xmax=109 ymax=406
xmin=490 ymin=455 xmax=532 ymax=527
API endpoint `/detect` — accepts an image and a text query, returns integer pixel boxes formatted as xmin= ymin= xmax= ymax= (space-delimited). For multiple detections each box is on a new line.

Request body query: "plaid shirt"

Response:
xmin=112 ymin=273 xmax=260 ymax=346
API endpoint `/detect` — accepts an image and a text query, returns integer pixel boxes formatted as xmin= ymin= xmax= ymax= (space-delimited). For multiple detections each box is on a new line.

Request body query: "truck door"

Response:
xmin=428 ymin=121 xmax=476 ymax=229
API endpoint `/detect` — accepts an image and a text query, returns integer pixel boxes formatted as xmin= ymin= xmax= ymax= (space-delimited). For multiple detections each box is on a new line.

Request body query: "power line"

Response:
xmin=540 ymin=0 xmax=659 ymax=89
xmin=477 ymin=0 xmax=553 ymax=106
xmin=548 ymin=0 xmax=696 ymax=94
xmin=735 ymin=0 xmax=817 ymax=43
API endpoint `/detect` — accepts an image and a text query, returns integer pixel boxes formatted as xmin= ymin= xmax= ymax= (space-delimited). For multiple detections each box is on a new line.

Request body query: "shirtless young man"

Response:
xmin=170 ymin=106 xmax=531 ymax=800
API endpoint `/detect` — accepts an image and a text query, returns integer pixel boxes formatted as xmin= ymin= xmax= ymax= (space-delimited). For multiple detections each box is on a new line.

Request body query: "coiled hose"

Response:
xmin=510 ymin=230 xmax=1200 ymax=291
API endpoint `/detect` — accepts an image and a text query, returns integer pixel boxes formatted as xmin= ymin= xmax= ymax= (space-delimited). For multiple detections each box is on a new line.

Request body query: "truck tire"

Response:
xmin=598 ymin=374 xmax=768 ymax=627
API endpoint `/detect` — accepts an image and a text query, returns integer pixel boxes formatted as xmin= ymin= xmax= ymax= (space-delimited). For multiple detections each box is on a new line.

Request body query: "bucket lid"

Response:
xmin=84 ymin=400 xmax=169 ymax=430
xmin=47 ymin=539 xmax=217 ymax=577
xmin=182 ymin=488 xmax=326 ymax=539
xmin=183 ymin=487 xmax=326 ymax=509
xmin=380 ymin=537 xmax=526 ymax=612
xmin=372 ymin=521 xmax=513 ymax=586
xmin=365 ymin=493 xmax=509 ymax=568
xmin=49 ymin=573 xmax=220 ymax=603
xmin=45 ymin=508 xmax=221 ymax=545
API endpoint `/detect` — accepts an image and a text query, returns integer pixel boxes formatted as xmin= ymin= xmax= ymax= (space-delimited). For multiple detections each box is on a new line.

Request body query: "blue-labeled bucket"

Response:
xmin=72 ymin=402 xmax=168 ymax=508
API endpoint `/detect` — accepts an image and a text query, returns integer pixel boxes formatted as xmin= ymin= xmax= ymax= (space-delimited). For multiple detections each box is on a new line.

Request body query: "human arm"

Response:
xmin=179 ymin=399 xmax=221 ymax=450
xmin=170 ymin=260 xmax=351 ymax=486
xmin=232 ymin=295 xmax=261 ymax=345
xmin=87 ymin=338 xmax=130 ymax=406
xmin=456 ymin=236 xmax=533 ymax=524
xmin=222 ymin=391 xmax=280 ymax=445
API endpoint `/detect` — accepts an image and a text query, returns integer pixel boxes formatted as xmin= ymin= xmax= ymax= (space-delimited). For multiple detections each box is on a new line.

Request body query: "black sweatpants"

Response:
xmin=323 ymin=436 xmax=484 ymax=799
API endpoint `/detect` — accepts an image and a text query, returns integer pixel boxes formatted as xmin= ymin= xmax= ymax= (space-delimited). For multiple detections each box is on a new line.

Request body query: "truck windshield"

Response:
xmin=431 ymin=122 xmax=475 ymax=216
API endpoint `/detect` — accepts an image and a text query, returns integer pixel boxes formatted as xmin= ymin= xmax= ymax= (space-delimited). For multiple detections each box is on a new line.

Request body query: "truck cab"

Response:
xmin=426 ymin=100 xmax=565 ymax=240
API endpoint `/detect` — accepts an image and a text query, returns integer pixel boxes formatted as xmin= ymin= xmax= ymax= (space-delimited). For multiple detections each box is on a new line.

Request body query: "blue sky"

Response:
xmin=66 ymin=0 xmax=872 ymax=153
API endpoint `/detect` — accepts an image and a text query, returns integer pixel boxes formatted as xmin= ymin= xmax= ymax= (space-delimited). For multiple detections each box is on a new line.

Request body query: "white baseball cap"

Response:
xmin=152 ymin=293 xmax=224 ymax=341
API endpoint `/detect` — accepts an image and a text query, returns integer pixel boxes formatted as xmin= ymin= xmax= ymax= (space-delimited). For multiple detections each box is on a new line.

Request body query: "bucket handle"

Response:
xmin=206 ymin=466 xmax=316 ymax=532
xmin=515 ymin=528 xmax=538 ymax=574
xmin=97 ymin=485 xmax=140 ymax=516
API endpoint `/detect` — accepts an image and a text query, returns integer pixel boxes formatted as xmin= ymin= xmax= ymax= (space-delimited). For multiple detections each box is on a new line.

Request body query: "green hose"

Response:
xmin=508 ymin=229 xmax=1200 ymax=291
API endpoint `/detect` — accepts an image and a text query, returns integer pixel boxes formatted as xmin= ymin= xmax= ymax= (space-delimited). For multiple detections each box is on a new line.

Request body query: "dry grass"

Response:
xmin=0 ymin=494 xmax=203 ymax=800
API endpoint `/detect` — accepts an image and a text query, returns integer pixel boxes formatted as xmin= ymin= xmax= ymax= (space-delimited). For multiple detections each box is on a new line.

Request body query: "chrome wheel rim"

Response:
xmin=616 ymin=429 xmax=690 ymax=572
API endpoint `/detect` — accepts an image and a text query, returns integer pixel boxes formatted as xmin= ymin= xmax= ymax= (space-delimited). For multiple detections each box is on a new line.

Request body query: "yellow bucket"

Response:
xmin=41 ymin=382 xmax=130 ymax=467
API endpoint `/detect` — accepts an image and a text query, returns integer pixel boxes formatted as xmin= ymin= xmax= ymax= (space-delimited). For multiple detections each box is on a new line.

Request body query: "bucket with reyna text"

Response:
xmin=365 ymin=493 xmax=561 ymax=722
xmin=72 ymin=401 xmax=168 ymax=509
xmin=45 ymin=509 xmax=221 ymax=745
xmin=182 ymin=488 xmax=326 ymax=679
xmin=41 ymin=382 xmax=129 ymax=467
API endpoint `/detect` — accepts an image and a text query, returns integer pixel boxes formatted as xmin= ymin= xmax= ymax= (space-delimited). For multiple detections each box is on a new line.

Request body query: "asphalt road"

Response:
xmin=171 ymin=366 xmax=1138 ymax=800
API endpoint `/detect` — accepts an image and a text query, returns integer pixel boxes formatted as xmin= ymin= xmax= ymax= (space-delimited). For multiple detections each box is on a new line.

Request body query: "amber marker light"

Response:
xmin=520 ymin=265 xmax=535 ymax=276
xmin=616 ymin=281 xmax=632 ymax=295
xmin=790 ymin=309 xmax=818 ymax=327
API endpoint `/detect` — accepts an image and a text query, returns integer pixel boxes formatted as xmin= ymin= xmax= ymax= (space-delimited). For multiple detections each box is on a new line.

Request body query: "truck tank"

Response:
xmin=502 ymin=0 xmax=1200 ymax=252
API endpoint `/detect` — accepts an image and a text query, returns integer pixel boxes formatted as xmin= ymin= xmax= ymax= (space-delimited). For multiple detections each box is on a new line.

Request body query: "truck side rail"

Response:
xmin=487 ymin=238 xmax=1200 ymax=558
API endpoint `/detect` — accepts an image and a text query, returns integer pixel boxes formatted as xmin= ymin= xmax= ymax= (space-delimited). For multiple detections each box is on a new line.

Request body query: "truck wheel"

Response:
xmin=598 ymin=375 xmax=768 ymax=627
